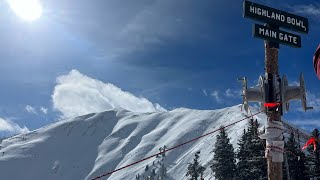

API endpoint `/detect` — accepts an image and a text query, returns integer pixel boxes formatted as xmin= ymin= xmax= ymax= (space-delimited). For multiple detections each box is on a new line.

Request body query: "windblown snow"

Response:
xmin=0 ymin=105 xmax=304 ymax=180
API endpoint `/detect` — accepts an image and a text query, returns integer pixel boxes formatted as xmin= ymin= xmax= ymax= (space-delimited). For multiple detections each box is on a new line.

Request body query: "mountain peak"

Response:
xmin=0 ymin=105 xmax=302 ymax=180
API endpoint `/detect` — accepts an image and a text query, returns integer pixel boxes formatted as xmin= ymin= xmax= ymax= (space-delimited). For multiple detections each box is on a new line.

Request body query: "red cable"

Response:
xmin=91 ymin=92 xmax=312 ymax=180
xmin=91 ymin=110 xmax=264 ymax=180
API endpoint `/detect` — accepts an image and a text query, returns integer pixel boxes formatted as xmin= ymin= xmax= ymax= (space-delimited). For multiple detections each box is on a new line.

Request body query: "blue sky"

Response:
xmin=0 ymin=0 xmax=320 ymax=135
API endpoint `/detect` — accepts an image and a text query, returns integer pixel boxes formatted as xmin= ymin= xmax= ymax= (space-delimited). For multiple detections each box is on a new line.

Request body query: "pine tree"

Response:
xmin=248 ymin=119 xmax=267 ymax=179
xmin=211 ymin=127 xmax=236 ymax=179
xmin=186 ymin=151 xmax=205 ymax=180
xmin=307 ymin=128 xmax=320 ymax=179
xmin=155 ymin=145 xmax=167 ymax=179
xmin=283 ymin=132 xmax=308 ymax=180
xmin=236 ymin=119 xmax=267 ymax=180
xmin=236 ymin=129 xmax=251 ymax=179
xmin=138 ymin=145 xmax=169 ymax=180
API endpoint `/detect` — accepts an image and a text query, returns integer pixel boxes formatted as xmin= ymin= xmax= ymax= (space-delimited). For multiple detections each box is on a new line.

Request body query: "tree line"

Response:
xmin=136 ymin=119 xmax=320 ymax=180
xmin=206 ymin=119 xmax=320 ymax=180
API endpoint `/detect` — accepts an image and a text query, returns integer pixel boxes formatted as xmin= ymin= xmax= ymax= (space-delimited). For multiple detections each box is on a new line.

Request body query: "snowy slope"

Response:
xmin=0 ymin=105 xmax=303 ymax=180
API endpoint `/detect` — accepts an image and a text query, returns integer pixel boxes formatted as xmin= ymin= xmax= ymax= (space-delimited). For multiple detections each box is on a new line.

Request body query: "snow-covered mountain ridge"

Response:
xmin=0 ymin=105 xmax=305 ymax=180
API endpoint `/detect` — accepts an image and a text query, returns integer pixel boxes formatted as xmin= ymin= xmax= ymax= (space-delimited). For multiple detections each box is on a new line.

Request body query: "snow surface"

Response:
xmin=0 ymin=105 xmax=306 ymax=180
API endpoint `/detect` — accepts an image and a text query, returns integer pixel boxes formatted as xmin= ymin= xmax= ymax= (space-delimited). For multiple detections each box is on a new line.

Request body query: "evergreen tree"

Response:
xmin=236 ymin=129 xmax=251 ymax=179
xmin=236 ymin=119 xmax=267 ymax=180
xmin=211 ymin=127 xmax=236 ymax=179
xmin=186 ymin=151 xmax=205 ymax=180
xmin=306 ymin=129 xmax=320 ymax=179
xmin=155 ymin=145 xmax=167 ymax=179
xmin=283 ymin=132 xmax=308 ymax=180
xmin=138 ymin=145 xmax=169 ymax=180
xmin=248 ymin=119 xmax=267 ymax=179
xmin=143 ymin=165 xmax=155 ymax=180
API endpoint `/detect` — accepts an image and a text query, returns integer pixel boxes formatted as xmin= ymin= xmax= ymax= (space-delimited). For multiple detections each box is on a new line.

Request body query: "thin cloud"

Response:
xmin=52 ymin=70 xmax=166 ymax=119
xmin=25 ymin=105 xmax=37 ymax=114
xmin=289 ymin=4 xmax=320 ymax=18
xmin=202 ymin=89 xmax=208 ymax=96
xmin=290 ymin=91 xmax=320 ymax=113
xmin=40 ymin=107 xmax=48 ymax=114
xmin=225 ymin=88 xmax=241 ymax=98
xmin=289 ymin=81 xmax=299 ymax=86
xmin=211 ymin=91 xmax=222 ymax=103
xmin=0 ymin=118 xmax=29 ymax=135
xmin=208 ymin=89 xmax=241 ymax=104
xmin=306 ymin=92 xmax=320 ymax=112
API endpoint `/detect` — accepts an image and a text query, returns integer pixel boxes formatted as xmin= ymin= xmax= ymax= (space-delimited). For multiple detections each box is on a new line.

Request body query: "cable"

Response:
xmin=92 ymin=92 xmax=313 ymax=180
xmin=91 ymin=110 xmax=264 ymax=180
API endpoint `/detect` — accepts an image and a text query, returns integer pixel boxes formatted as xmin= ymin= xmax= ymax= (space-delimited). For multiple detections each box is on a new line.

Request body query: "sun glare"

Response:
xmin=7 ymin=0 xmax=43 ymax=21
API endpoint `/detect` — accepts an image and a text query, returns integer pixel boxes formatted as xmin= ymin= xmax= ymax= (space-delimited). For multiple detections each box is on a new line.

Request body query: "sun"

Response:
xmin=7 ymin=0 xmax=43 ymax=21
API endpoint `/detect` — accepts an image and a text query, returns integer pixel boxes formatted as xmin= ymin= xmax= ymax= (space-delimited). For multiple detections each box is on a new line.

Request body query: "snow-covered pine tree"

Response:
xmin=143 ymin=165 xmax=155 ymax=180
xmin=306 ymin=128 xmax=320 ymax=179
xmin=247 ymin=119 xmax=267 ymax=179
xmin=283 ymin=132 xmax=308 ymax=180
xmin=236 ymin=129 xmax=251 ymax=179
xmin=186 ymin=151 xmax=205 ymax=180
xmin=137 ymin=145 xmax=170 ymax=180
xmin=236 ymin=119 xmax=267 ymax=180
xmin=156 ymin=145 xmax=167 ymax=179
xmin=211 ymin=126 xmax=236 ymax=179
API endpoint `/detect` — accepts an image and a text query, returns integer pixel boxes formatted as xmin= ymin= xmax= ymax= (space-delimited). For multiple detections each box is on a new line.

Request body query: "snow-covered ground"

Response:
xmin=0 ymin=105 xmax=306 ymax=180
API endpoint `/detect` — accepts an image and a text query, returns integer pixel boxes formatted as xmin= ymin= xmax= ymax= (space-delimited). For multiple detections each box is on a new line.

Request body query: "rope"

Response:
xmin=91 ymin=110 xmax=264 ymax=180
xmin=91 ymin=92 xmax=313 ymax=179
xmin=266 ymin=145 xmax=284 ymax=153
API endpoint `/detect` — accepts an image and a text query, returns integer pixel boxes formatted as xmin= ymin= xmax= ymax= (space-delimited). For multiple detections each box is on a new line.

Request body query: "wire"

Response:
xmin=92 ymin=92 xmax=313 ymax=180
xmin=91 ymin=110 xmax=264 ymax=180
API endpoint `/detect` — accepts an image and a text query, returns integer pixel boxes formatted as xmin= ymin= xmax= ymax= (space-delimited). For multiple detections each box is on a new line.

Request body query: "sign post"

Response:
xmin=242 ymin=1 xmax=311 ymax=180
xmin=265 ymin=36 xmax=282 ymax=180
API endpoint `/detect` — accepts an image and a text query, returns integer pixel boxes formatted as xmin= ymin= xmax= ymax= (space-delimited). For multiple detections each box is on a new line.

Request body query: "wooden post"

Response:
xmin=265 ymin=24 xmax=283 ymax=180
xmin=243 ymin=1 xmax=309 ymax=178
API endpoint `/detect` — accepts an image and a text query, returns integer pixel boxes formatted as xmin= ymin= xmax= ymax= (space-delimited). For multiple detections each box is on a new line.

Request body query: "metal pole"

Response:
xmin=265 ymin=24 xmax=283 ymax=180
